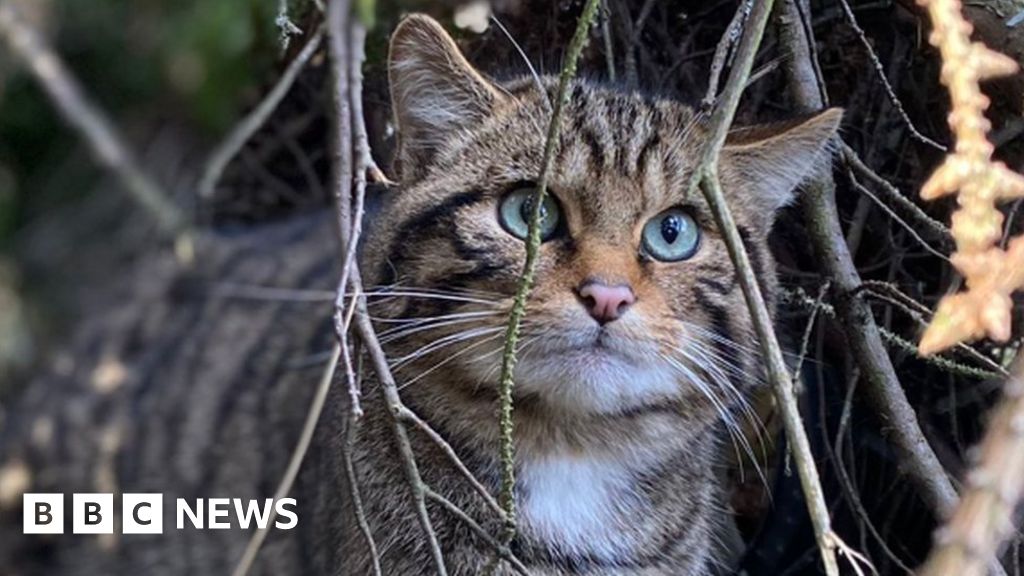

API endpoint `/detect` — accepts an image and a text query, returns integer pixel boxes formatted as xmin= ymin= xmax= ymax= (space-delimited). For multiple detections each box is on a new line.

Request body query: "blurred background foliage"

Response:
xmin=1 ymin=0 xmax=282 ymax=241
xmin=0 ymin=0 xmax=320 ymax=389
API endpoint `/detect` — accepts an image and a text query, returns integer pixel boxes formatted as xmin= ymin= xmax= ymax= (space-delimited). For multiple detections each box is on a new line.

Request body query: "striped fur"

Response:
xmin=313 ymin=14 xmax=841 ymax=576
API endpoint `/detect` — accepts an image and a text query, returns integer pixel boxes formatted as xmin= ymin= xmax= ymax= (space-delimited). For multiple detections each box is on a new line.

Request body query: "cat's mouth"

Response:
xmin=563 ymin=333 xmax=628 ymax=356
xmin=502 ymin=337 xmax=682 ymax=414
xmin=525 ymin=326 xmax=650 ymax=365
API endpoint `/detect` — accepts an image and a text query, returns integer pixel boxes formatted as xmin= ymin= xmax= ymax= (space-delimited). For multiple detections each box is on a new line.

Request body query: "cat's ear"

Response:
xmin=720 ymin=108 xmax=842 ymax=218
xmin=388 ymin=14 xmax=508 ymax=179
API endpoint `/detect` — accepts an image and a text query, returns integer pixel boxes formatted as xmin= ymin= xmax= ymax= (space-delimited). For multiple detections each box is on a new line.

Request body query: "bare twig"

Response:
xmin=494 ymin=0 xmax=602 ymax=553
xmin=0 ymin=1 xmax=187 ymax=237
xmin=423 ymin=487 xmax=529 ymax=576
xmin=832 ymin=396 xmax=916 ymax=574
xmin=354 ymin=295 xmax=448 ymax=575
xmin=622 ymin=0 xmax=656 ymax=87
xmin=919 ymin=360 xmax=1024 ymax=576
xmin=342 ymin=400 xmax=382 ymax=576
xmin=835 ymin=0 xmax=946 ymax=151
xmin=198 ymin=25 xmax=325 ymax=200
xmin=831 ymin=373 xmax=914 ymax=574
xmin=701 ymin=0 xmax=753 ymax=110
xmin=775 ymin=0 xmax=960 ymax=519
xmin=856 ymin=281 xmax=1008 ymax=377
xmin=230 ymin=344 xmax=341 ymax=576
xmin=1001 ymin=199 xmax=1023 ymax=248
xmin=791 ymin=282 xmax=829 ymax=383
xmin=841 ymin=144 xmax=953 ymax=243
xmin=689 ymin=0 xmax=839 ymax=573
xmin=397 ymin=405 xmax=506 ymax=521
xmin=338 ymin=21 xmax=372 ymax=418
xmin=847 ymin=173 xmax=951 ymax=262
xmin=326 ymin=2 xmax=446 ymax=573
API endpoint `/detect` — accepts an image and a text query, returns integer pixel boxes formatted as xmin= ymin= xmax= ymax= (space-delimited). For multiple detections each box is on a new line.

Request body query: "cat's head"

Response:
xmin=362 ymin=15 xmax=840 ymax=419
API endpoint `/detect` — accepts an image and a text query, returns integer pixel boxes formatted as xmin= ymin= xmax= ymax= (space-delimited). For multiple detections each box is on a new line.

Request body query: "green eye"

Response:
xmin=641 ymin=208 xmax=700 ymax=262
xmin=498 ymin=188 xmax=561 ymax=241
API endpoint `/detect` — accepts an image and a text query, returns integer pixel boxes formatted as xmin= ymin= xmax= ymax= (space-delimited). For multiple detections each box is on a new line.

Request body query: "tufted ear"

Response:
xmin=719 ymin=108 xmax=842 ymax=219
xmin=388 ymin=14 xmax=508 ymax=181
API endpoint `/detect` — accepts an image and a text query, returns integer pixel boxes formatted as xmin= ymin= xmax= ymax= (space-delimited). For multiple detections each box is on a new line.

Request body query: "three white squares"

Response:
xmin=23 ymin=493 xmax=163 ymax=534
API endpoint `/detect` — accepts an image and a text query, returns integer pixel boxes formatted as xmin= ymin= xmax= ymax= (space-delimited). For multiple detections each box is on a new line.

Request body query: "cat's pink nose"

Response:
xmin=578 ymin=282 xmax=635 ymax=324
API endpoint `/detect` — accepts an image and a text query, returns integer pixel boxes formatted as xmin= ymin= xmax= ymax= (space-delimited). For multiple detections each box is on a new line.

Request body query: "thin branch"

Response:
xmin=856 ymin=281 xmax=1008 ymax=377
xmin=326 ymin=3 xmax=446 ymax=573
xmin=841 ymin=143 xmax=952 ymax=243
xmin=700 ymin=176 xmax=842 ymax=575
xmin=688 ymin=0 xmax=839 ymax=573
xmin=423 ymin=487 xmax=529 ymax=576
xmin=338 ymin=21 xmax=372 ymax=418
xmin=1000 ymin=199 xmax=1023 ymax=248
xmin=327 ymin=1 xmax=354 ymax=253
xmin=774 ymin=0 xmax=961 ymax=520
xmin=831 ymin=378 xmax=916 ymax=575
xmin=879 ymin=328 xmax=1000 ymax=381
xmin=198 ymin=25 xmax=325 ymax=200
xmin=353 ymin=292 xmax=448 ymax=575
xmin=782 ymin=286 xmax=1005 ymax=380
xmin=397 ymin=405 xmax=506 ymax=522
xmin=622 ymin=0 xmax=656 ymax=88
xmin=791 ymin=282 xmax=829 ymax=382
xmin=835 ymin=0 xmax=946 ymax=151
xmin=847 ymin=173 xmax=951 ymax=262
xmin=334 ymin=33 xmax=375 ymax=461
xmin=342 ymin=399 xmax=382 ymax=576
xmin=701 ymin=0 xmax=753 ymax=110
xmin=494 ymin=0 xmax=602 ymax=553
xmin=0 ymin=1 xmax=187 ymax=237
xmin=230 ymin=344 xmax=341 ymax=576
xmin=919 ymin=360 xmax=1024 ymax=576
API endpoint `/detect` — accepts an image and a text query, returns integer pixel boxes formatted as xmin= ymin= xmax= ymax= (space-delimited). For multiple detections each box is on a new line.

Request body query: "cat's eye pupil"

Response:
xmin=661 ymin=215 xmax=681 ymax=244
xmin=641 ymin=208 xmax=699 ymax=262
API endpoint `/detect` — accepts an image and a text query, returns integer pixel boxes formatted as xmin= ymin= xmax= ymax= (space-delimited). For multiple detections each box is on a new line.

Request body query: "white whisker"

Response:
xmin=660 ymin=350 xmax=766 ymax=488
xmin=398 ymin=332 xmax=507 ymax=390
xmin=377 ymin=313 xmax=502 ymax=343
xmin=390 ymin=326 xmax=505 ymax=370
xmin=353 ymin=290 xmax=501 ymax=307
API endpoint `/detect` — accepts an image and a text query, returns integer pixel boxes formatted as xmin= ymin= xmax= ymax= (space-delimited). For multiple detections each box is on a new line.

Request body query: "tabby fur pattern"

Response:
xmin=309 ymin=14 xmax=841 ymax=576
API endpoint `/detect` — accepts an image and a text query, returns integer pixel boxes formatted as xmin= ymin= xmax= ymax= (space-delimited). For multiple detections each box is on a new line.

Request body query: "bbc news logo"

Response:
xmin=23 ymin=494 xmax=298 ymax=534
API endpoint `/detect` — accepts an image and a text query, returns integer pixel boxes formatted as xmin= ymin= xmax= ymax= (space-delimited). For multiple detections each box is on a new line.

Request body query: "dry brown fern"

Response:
xmin=916 ymin=0 xmax=1024 ymax=356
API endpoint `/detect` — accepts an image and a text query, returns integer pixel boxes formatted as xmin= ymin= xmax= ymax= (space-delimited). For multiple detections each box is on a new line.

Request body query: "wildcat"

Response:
xmin=305 ymin=13 xmax=842 ymax=576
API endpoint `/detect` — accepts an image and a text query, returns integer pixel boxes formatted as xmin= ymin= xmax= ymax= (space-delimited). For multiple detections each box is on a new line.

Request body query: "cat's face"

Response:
xmin=362 ymin=15 xmax=840 ymax=419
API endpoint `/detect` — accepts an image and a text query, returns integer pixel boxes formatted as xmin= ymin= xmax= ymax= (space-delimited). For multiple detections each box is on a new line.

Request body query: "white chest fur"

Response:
xmin=518 ymin=452 xmax=644 ymax=561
